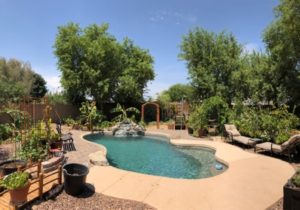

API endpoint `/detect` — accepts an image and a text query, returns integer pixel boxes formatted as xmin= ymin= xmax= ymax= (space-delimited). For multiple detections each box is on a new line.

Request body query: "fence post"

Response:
xmin=58 ymin=166 xmax=62 ymax=185
xmin=37 ymin=160 xmax=41 ymax=175
xmin=39 ymin=173 xmax=44 ymax=199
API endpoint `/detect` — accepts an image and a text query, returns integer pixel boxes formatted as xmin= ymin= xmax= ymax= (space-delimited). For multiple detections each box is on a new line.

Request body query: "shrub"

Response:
xmin=292 ymin=170 xmax=300 ymax=187
xmin=229 ymin=105 xmax=299 ymax=143
xmin=80 ymin=101 xmax=103 ymax=131
xmin=0 ymin=171 xmax=29 ymax=190
xmin=188 ymin=96 xmax=229 ymax=134
xmin=63 ymin=117 xmax=75 ymax=127
xmin=0 ymin=124 xmax=13 ymax=141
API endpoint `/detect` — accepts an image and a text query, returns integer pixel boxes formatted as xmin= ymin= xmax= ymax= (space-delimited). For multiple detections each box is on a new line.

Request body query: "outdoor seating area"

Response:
xmin=255 ymin=135 xmax=300 ymax=161
xmin=224 ymin=124 xmax=258 ymax=147
xmin=1 ymin=0 xmax=300 ymax=209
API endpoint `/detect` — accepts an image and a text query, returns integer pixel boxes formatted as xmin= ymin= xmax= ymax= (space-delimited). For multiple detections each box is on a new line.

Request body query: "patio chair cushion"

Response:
xmin=224 ymin=124 xmax=241 ymax=136
xmin=255 ymin=142 xmax=282 ymax=153
xmin=233 ymin=136 xmax=255 ymax=146
xmin=281 ymin=134 xmax=300 ymax=149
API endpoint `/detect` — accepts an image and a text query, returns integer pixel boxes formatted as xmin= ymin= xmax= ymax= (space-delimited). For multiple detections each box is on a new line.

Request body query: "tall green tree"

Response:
xmin=179 ymin=28 xmax=242 ymax=104
xmin=232 ymin=52 xmax=275 ymax=105
xmin=157 ymin=83 xmax=194 ymax=103
xmin=54 ymin=23 xmax=155 ymax=107
xmin=115 ymin=38 xmax=155 ymax=103
xmin=0 ymin=57 xmax=47 ymax=103
xmin=54 ymin=23 xmax=121 ymax=106
xmin=30 ymin=73 xmax=47 ymax=98
xmin=263 ymin=0 xmax=300 ymax=107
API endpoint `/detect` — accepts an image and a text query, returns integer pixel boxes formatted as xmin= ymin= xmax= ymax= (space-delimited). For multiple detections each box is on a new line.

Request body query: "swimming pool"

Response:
xmin=84 ymin=134 xmax=226 ymax=179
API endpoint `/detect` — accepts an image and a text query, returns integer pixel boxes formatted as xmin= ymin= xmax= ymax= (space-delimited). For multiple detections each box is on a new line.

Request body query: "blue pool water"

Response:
xmin=85 ymin=134 xmax=226 ymax=179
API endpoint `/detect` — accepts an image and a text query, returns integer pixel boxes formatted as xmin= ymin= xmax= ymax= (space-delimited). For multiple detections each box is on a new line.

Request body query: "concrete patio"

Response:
xmin=65 ymin=127 xmax=295 ymax=210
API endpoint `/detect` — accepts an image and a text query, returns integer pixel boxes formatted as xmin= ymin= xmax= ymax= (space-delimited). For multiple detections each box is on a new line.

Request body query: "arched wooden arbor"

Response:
xmin=141 ymin=102 xmax=160 ymax=129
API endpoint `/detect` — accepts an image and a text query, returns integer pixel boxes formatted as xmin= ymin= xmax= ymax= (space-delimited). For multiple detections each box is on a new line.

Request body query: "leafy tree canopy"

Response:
xmin=157 ymin=83 xmax=194 ymax=105
xmin=0 ymin=57 xmax=47 ymax=103
xmin=263 ymin=0 xmax=300 ymax=107
xmin=179 ymin=28 xmax=242 ymax=104
xmin=30 ymin=73 xmax=47 ymax=98
xmin=54 ymin=23 xmax=155 ymax=106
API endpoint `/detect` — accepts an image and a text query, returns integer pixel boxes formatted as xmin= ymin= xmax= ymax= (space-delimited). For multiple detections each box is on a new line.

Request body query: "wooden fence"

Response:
xmin=0 ymin=161 xmax=62 ymax=210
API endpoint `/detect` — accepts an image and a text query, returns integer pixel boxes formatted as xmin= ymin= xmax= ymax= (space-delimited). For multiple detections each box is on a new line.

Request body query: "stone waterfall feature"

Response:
xmin=112 ymin=120 xmax=145 ymax=137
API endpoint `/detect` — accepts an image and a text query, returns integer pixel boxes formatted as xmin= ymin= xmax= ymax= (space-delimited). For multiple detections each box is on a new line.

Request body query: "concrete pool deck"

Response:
xmin=66 ymin=128 xmax=295 ymax=210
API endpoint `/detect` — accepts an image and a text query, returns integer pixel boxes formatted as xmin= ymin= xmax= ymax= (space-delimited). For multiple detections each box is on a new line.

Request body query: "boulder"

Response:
xmin=89 ymin=151 xmax=109 ymax=166
xmin=112 ymin=120 xmax=145 ymax=137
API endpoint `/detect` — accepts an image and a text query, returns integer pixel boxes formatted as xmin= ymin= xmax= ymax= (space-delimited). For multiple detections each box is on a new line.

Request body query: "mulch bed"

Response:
xmin=24 ymin=184 xmax=156 ymax=210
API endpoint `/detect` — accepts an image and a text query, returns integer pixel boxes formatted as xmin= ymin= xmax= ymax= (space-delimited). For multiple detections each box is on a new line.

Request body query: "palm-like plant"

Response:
xmin=111 ymin=103 xmax=140 ymax=122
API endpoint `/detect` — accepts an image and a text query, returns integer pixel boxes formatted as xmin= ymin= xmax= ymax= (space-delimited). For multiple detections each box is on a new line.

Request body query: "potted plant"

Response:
xmin=284 ymin=170 xmax=300 ymax=210
xmin=0 ymin=171 xmax=30 ymax=205
xmin=49 ymin=131 xmax=61 ymax=150
xmin=166 ymin=119 xmax=175 ymax=130
xmin=188 ymin=106 xmax=208 ymax=137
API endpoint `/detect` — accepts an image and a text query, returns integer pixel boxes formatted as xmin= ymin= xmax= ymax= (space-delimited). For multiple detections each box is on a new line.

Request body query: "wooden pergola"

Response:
xmin=141 ymin=102 xmax=160 ymax=129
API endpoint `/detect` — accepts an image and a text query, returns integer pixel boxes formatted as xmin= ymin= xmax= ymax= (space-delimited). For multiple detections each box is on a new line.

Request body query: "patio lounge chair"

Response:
xmin=224 ymin=124 xmax=256 ymax=147
xmin=255 ymin=134 xmax=300 ymax=161
xmin=56 ymin=123 xmax=73 ymax=143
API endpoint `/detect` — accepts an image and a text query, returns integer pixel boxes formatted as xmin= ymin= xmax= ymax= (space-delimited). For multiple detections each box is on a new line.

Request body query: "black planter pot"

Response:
xmin=0 ymin=159 xmax=27 ymax=176
xmin=63 ymin=163 xmax=89 ymax=196
xmin=187 ymin=127 xmax=193 ymax=134
xmin=284 ymin=181 xmax=300 ymax=210
xmin=198 ymin=128 xmax=208 ymax=137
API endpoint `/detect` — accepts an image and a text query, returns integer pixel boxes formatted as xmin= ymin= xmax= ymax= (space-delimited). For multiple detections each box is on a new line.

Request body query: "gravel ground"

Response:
xmin=24 ymin=184 xmax=156 ymax=210
xmin=266 ymin=198 xmax=283 ymax=210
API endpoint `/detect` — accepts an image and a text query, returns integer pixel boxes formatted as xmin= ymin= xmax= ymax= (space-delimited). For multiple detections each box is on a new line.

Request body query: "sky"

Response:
xmin=0 ymin=0 xmax=279 ymax=98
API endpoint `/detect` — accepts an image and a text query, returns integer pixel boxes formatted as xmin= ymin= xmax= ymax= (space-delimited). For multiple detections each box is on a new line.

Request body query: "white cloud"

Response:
xmin=243 ymin=43 xmax=259 ymax=54
xmin=44 ymin=75 xmax=62 ymax=92
xmin=144 ymin=82 xmax=171 ymax=100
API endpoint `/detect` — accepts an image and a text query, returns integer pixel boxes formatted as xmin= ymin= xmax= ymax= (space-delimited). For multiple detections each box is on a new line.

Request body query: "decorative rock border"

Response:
xmin=89 ymin=151 xmax=109 ymax=166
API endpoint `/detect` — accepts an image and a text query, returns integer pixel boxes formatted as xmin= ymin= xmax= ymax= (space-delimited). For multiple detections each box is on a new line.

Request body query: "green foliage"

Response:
xmin=156 ymin=91 xmax=171 ymax=110
xmin=188 ymin=96 xmax=228 ymax=132
xmin=111 ymin=103 xmax=140 ymax=122
xmin=0 ymin=57 xmax=47 ymax=104
xmin=0 ymin=171 xmax=29 ymax=190
xmin=0 ymin=124 xmax=13 ymax=141
xmin=47 ymin=92 xmax=69 ymax=105
xmin=47 ymin=91 xmax=69 ymax=105
xmin=263 ymin=0 xmax=300 ymax=107
xmin=17 ymin=120 xmax=58 ymax=161
xmin=63 ymin=117 xmax=76 ymax=126
xmin=17 ymin=138 xmax=47 ymax=162
xmin=98 ymin=120 xmax=114 ymax=129
xmin=138 ymin=121 xmax=146 ymax=128
xmin=179 ymin=28 xmax=242 ymax=104
xmin=79 ymin=101 xmax=103 ymax=131
xmin=54 ymin=23 xmax=154 ymax=106
xmin=229 ymin=105 xmax=299 ymax=143
xmin=232 ymin=52 xmax=276 ymax=104
xmin=0 ymin=81 xmax=25 ymax=104
xmin=29 ymin=73 xmax=47 ymax=98
xmin=4 ymin=109 xmax=31 ymax=129
xmin=292 ymin=170 xmax=300 ymax=187
xmin=115 ymin=38 xmax=155 ymax=103
xmin=157 ymin=83 xmax=194 ymax=104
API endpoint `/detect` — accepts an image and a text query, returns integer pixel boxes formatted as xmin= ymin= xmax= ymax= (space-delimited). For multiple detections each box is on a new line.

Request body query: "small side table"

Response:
xmin=250 ymin=138 xmax=263 ymax=151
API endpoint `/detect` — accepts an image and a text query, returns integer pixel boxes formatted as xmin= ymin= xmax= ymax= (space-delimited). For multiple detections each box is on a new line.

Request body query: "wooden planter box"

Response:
xmin=284 ymin=182 xmax=300 ymax=210
xmin=167 ymin=124 xmax=175 ymax=130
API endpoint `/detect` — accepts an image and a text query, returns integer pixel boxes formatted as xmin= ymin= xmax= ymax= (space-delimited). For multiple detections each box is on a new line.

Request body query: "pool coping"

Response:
xmin=82 ymin=131 xmax=228 ymax=178
xmin=79 ymin=130 xmax=295 ymax=210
